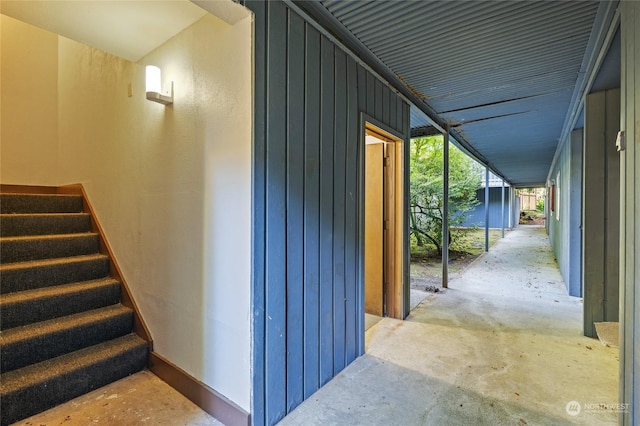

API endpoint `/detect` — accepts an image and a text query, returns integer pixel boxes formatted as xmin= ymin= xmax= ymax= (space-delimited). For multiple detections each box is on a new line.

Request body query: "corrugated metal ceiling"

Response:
xmin=318 ymin=0 xmax=606 ymax=186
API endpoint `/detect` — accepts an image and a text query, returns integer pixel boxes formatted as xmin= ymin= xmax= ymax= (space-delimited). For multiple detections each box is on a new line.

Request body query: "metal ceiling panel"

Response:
xmin=318 ymin=0 xmax=605 ymax=186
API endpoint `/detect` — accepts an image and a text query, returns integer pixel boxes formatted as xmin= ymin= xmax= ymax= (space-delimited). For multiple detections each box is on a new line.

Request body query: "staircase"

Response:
xmin=0 ymin=190 xmax=149 ymax=425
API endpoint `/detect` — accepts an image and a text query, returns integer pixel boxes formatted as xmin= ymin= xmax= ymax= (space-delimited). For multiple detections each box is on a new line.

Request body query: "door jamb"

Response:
xmin=359 ymin=114 xmax=407 ymax=328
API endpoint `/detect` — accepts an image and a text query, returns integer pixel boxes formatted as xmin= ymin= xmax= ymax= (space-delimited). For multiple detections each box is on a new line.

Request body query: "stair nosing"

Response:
xmin=0 ymin=277 xmax=120 ymax=305
xmin=0 ymin=334 xmax=146 ymax=394
xmin=0 ymin=253 xmax=108 ymax=272
xmin=0 ymin=212 xmax=90 ymax=218
xmin=0 ymin=232 xmax=98 ymax=242
xmin=0 ymin=193 xmax=82 ymax=197
xmin=0 ymin=304 xmax=132 ymax=344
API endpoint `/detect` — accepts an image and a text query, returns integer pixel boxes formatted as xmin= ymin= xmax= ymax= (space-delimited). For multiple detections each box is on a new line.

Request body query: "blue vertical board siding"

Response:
xmin=318 ymin=35 xmax=335 ymax=387
xmin=302 ymin=24 xmax=321 ymax=400
xmin=388 ymin=92 xmax=397 ymax=131
xmin=246 ymin=0 xmax=266 ymax=422
xmin=344 ymin=56 xmax=358 ymax=364
xmin=332 ymin=49 xmax=347 ymax=374
xmin=357 ymin=66 xmax=367 ymax=115
xmin=374 ymin=80 xmax=383 ymax=119
xmin=265 ymin=1 xmax=288 ymax=424
xmin=245 ymin=2 xmax=411 ymax=423
xmin=382 ymin=86 xmax=390 ymax=125
xmin=366 ymin=72 xmax=375 ymax=115
xmin=396 ymin=97 xmax=404 ymax=134
xmin=286 ymin=10 xmax=305 ymax=412
xmin=461 ymin=187 xmax=512 ymax=228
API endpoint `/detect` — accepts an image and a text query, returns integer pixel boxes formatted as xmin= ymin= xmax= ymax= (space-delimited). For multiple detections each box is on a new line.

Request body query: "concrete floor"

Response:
xmin=279 ymin=226 xmax=620 ymax=425
xmin=15 ymin=226 xmax=619 ymax=425
xmin=14 ymin=370 xmax=223 ymax=426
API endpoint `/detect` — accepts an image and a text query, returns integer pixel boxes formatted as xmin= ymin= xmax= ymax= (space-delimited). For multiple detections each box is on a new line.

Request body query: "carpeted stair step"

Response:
xmin=0 ymin=304 xmax=134 ymax=373
xmin=0 ymin=193 xmax=83 ymax=214
xmin=0 ymin=254 xmax=109 ymax=294
xmin=0 ymin=333 xmax=147 ymax=426
xmin=0 ymin=213 xmax=91 ymax=237
xmin=0 ymin=232 xmax=100 ymax=263
xmin=0 ymin=188 xmax=148 ymax=423
xmin=1 ymin=278 xmax=121 ymax=330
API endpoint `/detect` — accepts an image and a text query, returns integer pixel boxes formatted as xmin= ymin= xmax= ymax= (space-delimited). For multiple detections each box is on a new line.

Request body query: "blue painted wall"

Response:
xmin=548 ymin=128 xmax=583 ymax=297
xmin=245 ymin=2 xmax=410 ymax=424
xmin=459 ymin=186 xmax=513 ymax=229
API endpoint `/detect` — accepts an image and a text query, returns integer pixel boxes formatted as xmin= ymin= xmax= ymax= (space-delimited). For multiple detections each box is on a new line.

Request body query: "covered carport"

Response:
xmin=250 ymin=1 xmax=638 ymax=424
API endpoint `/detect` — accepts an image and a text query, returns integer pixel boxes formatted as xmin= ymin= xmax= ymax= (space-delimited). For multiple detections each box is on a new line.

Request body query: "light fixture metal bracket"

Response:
xmin=146 ymin=81 xmax=173 ymax=105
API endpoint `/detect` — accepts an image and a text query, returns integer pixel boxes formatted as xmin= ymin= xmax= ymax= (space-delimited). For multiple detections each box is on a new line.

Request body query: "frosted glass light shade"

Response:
xmin=146 ymin=65 xmax=162 ymax=93
xmin=145 ymin=65 xmax=173 ymax=105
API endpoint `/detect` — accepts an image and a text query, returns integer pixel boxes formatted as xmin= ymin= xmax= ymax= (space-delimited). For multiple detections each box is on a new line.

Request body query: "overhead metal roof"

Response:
xmin=313 ymin=0 xmax=619 ymax=187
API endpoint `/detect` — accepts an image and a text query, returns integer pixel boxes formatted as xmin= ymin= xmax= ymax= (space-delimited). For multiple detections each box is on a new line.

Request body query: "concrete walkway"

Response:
xmin=279 ymin=226 xmax=619 ymax=425
xmin=15 ymin=370 xmax=223 ymax=425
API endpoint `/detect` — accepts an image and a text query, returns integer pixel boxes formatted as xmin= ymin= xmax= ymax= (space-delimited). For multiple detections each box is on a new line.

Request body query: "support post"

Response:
xmin=485 ymin=167 xmax=489 ymax=252
xmin=508 ymin=187 xmax=513 ymax=228
xmin=442 ymin=127 xmax=449 ymax=288
xmin=501 ymin=179 xmax=505 ymax=238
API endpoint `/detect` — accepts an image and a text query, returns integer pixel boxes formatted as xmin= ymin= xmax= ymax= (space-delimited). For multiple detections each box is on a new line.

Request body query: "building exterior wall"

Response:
xmin=460 ymin=186 xmax=513 ymax=229
xmin=548 ymin=129 xmax=582 ymax=297
xmin=620 ymin=2 xmax=640 ymax=423
xmin=568 ymin=129 xmax=583 ymax=297
xmin=244 ymin=1 xmax=410 ymax=424
xmin=583 ymin=88 xmax=620 ymax=337
xmin=548 ymin=132 xmax=570 ymax=293
xmin=0 ymin=12 xmax=253 ymax=411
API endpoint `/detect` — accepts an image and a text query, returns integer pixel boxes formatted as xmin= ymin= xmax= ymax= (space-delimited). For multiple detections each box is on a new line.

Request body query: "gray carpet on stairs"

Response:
xmin=1 ymin=232 xmax=100 ymax=263
xmin=1 ymin=278 xmax=121 ymax=329
xmin=0 ymin=193 xmax=83 ymax=214
xmin=0 ymin=213 xmax=92 ymax=237
xmin=0 ymin=192 xmax=148 ymax=426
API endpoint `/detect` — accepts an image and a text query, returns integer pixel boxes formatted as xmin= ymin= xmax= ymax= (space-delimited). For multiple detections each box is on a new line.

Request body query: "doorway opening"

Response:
xmin=364 ymin=122 xmax=404 ymax=332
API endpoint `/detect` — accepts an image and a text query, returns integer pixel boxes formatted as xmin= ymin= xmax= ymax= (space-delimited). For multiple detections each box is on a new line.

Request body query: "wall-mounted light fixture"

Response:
xmin=616 ymin=130 xmax=625 ymax=152
xmin=146 ymin=65 xmax=173 ymax=105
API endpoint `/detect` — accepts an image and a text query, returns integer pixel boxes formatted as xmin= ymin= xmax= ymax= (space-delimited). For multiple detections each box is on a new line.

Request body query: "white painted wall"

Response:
xmin=1 ymin=11 xmax=252 ymax=412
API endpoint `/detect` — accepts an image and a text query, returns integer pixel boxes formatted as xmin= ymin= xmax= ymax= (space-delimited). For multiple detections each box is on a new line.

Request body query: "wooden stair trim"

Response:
xmin=0 ymin=184 xmax=60 ymax=194
xmin=149 ymin=352 xmax=250 ymax=426
xmin=2 ymin=185 xmax=246 ymax=425
xmin=59 ymin=184 xmax=153 ymax=346
xmin=0 ymin=184 xmax=152 ymax=347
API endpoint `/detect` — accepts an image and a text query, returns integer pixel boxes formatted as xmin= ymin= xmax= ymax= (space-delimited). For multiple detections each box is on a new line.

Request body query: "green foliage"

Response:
xmin=536 ymin=198 xmax=545 ymax=212
xmin=409 ymin=136 xmax=482 ymax=255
